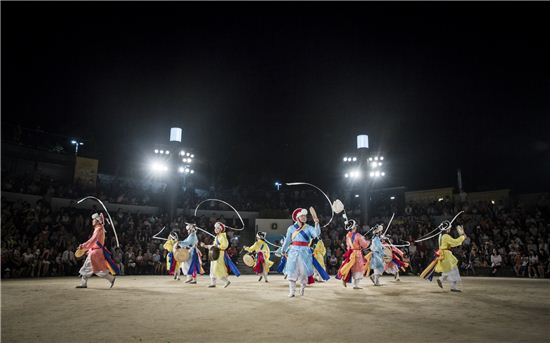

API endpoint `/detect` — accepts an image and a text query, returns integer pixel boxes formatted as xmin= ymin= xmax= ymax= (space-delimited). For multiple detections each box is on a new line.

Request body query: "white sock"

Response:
xmin=79 ymin=276 xmax=88 ymax=286
xmin=289 ymin=280 xmax=296 ymax=295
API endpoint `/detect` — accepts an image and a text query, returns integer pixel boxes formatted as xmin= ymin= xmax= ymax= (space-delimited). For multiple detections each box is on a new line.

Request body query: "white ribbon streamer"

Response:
xmin=77 ymin=196 xmax=120 ymax=248
xmin=193 ymin=198 xmax=246 ymax=231
xmin=285 ymin=182 xmax=334 ymax=228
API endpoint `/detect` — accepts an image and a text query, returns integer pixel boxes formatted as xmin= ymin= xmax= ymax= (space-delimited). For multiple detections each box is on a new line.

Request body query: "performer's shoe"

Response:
xmin=109 ymin=276 xmax=116 ymax=289
xmin=223 ymin=281 xmax=231 ymax=288
xmin=450 ymin=289 xmax=462 ymax=293
xmin=288 ymin=293 xmax=295 ymax=298
xmin=299 ymin=287 xmax=305 ymax=296
xmin=284 ymin=275 xmax=288 ymax=279
xmin=189 ymin=280 xmax=197 ymax=284
xmin=342 ymin=279 xmax=347 ymax=287
xmin=258 ymin=276 xmax=263 ymax=282
xmin=184 ymin=279 xmax=192 ymax=283
xmin=265 ymin=280 xmax=269 ymax=283
xmin=369 ymin=275 xmax=376 ymax=285
xmin=353 ymin=286 xmax=363 ymax=290
xmin=208 ymin=284 xmax=216 ymax=288
xmin=437 ymin=279 xmax=443 ymax=289
xmin=75 ymin=285 xmax=87 ymax=288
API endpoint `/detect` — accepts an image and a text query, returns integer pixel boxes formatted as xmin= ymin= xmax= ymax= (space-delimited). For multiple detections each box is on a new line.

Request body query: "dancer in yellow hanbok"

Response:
xmin=204 ymin=222 xmax=241 ymax=288
xmin=311 ymin=237 xmax=327 ymax=282
xmin=244 ymin=231 xmax=274 ymax=282
xmin=163 ymin=232 xmax=182 ymax=280
xmin=421 ymin=225 xmax=466 ymax=292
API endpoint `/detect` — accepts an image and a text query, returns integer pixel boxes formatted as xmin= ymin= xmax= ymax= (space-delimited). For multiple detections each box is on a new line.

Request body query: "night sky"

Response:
xmin=2 ymin=2 xmax=549 ymax=193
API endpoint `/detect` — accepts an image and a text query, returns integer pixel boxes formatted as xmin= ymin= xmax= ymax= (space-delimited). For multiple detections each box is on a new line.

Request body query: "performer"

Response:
xmin=280 ymin=208 xmax=321 ymax=297
xmin=178 ymin=224 xmax=203 ymax=284
xmin=336 ymin=220 xmax=370 ymax=289
xmin=311 ymin=237 xmax=328 ymax=282
xmin=368 ymin=225 xmax=385 ymax=286
xmin=76 ymin=213 xmax=118 ymax=288
xmin=381 ymin=236 xmax=409 ymax=282
xmin=421 ymin=224 xmax=466 ymax=292
xmin=204 ymin=222 xmax=241 ymax=288
xmin=163 ymin=232 xmax=182 ymax=280
xmin=244 ymin=231 xmax=274 ymax=282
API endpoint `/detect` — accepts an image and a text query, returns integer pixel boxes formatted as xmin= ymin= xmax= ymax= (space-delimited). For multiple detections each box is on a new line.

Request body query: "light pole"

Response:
xmin=71 ymin=139 xmax=84 ymax=156
xmin=150 ymin=128 xmax=196 ymax=222
xmin=342 ymin=134 xmax=387 ymax=226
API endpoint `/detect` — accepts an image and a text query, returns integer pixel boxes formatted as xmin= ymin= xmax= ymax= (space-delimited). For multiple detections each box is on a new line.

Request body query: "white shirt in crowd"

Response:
xmin=491 ymin=254 xmax=502 ymax=267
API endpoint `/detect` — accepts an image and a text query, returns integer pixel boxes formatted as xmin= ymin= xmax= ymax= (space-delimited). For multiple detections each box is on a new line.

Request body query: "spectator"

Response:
xmin=490 ymin=249 xmax=502 ymax=276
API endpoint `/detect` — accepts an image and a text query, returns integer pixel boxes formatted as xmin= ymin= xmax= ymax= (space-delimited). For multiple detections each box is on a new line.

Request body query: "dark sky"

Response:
xmin=2 ymin=2 xmax=549 ymax=193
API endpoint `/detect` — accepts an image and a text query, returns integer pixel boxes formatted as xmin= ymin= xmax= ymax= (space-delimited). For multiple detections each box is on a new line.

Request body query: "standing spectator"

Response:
xmin=513 ymin=250 xmax=523 ymax=277
xmin=113 ymin=247 xmax=124 ymax=276
xmin=38 ymin=248 xmax=51 ymax=277
xmin=490 ymin=249 xmax=502 ymax=276
xmin=528 ymin=250 xmax=539 ymax=278
xmin=329 ymin=255 xmax=338 ymax=275
xmin=537 ymin=249 xmax=548 ymax=278
xmin=22 ymin=248 xmax=35 ymax=277
xmin=153 ymin=249 xmax=162 ymax=274
xmin=143 ymin=248 xmax=153 ymax=274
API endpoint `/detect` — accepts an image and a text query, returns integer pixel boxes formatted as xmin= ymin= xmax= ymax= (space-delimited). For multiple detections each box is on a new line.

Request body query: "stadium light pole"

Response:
xmin=71 ymin=139 xmax=84 ymax=156
xmin=151 ymin=128 xmax=196 ymax=222
xmin=342 ymin=134 xmax=386 ymax=226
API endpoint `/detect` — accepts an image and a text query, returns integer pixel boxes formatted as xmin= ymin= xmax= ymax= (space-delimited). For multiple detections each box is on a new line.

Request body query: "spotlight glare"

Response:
xmin=165 ymin=150 xmax=170 ymax=155
xmin=368 ymin=157 xmax=373 ymax=161
xmin=390 ymin=196 xmax=395 ymax=200
xmin=160 ymin=150 xmax=164 ymax=154
xmin=352 ymin=157 xmax=357 ymax=162
xmin=374 ymin=156 xmax=379 ymax=161
xmin=186 ymin=152 xmax=190 ymax=156
xmin=178 ymin=167 xmax=184 ymax=173
xmin=370 ymin=172 xmax=374 ymax=177
xmin=355 ymin=194 xmax=359 ymax=198
xmin=380 ymin=156 xmax=384 ymax=160
xmin=154 ymin=149 xmax=159 ymax=154
xmin=381 ymin=172 xmax=385 ymax=176
xmin=345 ymin=173 xmax=349 ymax=178
xmin=375 ymin=171 xmax=380 ymax=177
xmin=438 ymin=198 xmax=444 ymax=202
xmin=190 ymin=170 xmax=194 ymax=174
xmin=191 ymin=154 xmax=194 ymax=158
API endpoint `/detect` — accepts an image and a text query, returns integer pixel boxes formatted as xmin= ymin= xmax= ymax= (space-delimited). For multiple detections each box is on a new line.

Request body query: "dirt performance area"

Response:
xmin=2 ymin=275 xmax=549 ymax=343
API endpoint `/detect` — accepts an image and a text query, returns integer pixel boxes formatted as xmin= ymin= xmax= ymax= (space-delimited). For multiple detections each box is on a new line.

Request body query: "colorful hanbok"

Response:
xmin=244 ymin=232 xmax=274 ymax=282
xmin=209 ymin=222 xmax=240 ymax=288
xmin=281 ymin=208 xmax=321 ymax=297
xmin=421 ymin=229 xmax=465 ymax=292
xmin=337 ymin=230 xmax=370 ymax=289
xmin=179 ymin=226 xmax=204 ymax=283
xmin=76 ymin=213 xmax=118 ymax=288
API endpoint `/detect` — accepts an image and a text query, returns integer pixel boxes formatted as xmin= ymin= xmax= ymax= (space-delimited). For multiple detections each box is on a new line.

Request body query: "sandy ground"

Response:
xmin=2 ymin=275 xmax=549 ymax=343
